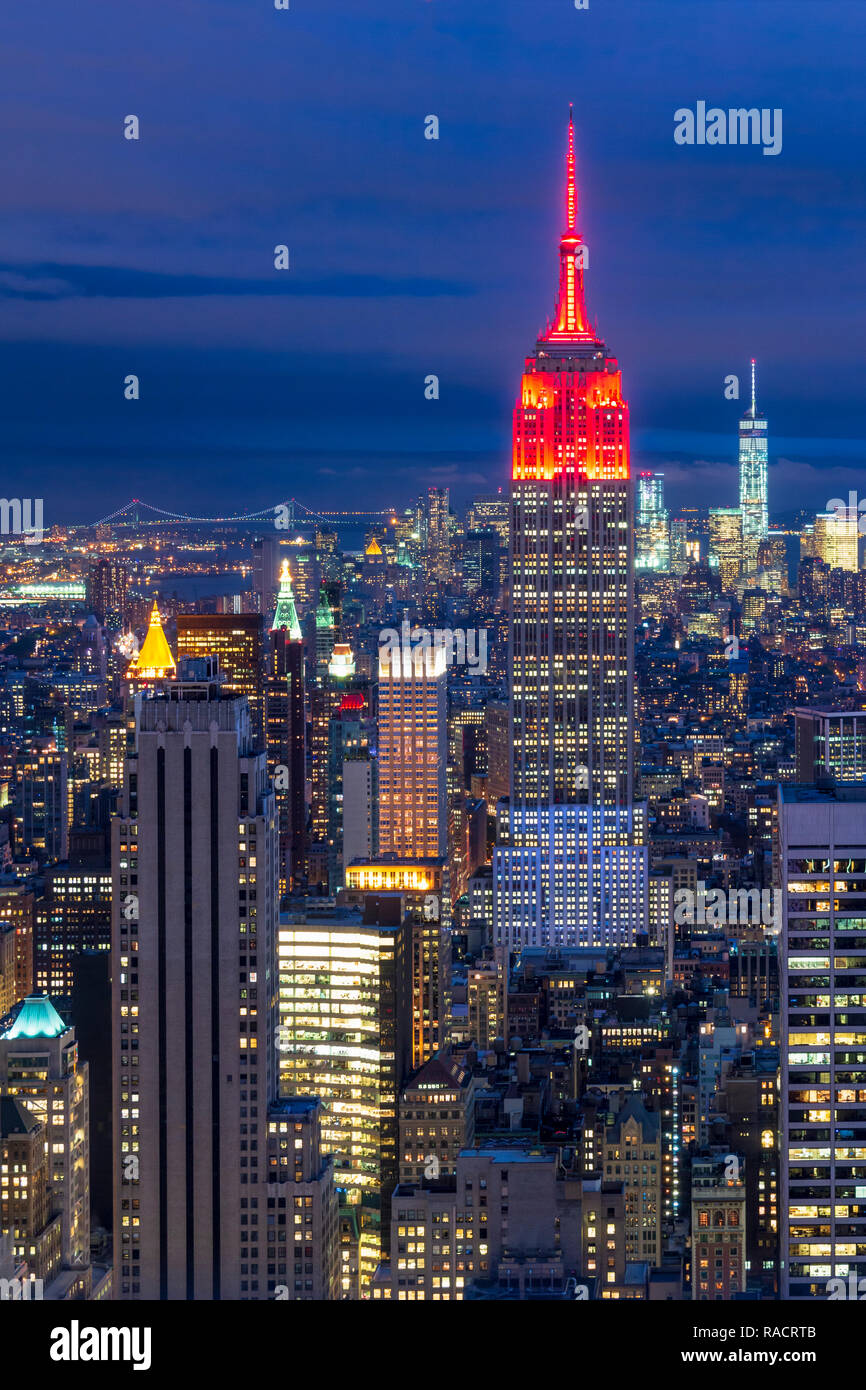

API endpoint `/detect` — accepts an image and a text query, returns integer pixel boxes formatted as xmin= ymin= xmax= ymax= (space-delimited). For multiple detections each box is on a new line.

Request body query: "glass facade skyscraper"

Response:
xmin=739 ymin=359 xmax=769 ymax=573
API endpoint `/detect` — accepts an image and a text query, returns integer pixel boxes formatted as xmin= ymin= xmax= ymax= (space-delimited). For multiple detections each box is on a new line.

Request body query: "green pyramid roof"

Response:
xmin=5 ymin=995 xmax=67 ymax=1040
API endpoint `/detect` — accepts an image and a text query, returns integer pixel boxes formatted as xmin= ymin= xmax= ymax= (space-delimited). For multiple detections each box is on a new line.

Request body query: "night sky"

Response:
xmin=1 ymin=0 xmax=864 ymax=523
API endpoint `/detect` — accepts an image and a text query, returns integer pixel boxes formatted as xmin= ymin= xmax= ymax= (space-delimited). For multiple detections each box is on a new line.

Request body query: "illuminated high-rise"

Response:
xmin=377 ymin=643 xmax=447 ymax=861
xmin=0 ymin=996 xmax=90 ymax=1275
xmin=176 ymin=614 xmax=266 ymax=745
xmin=739 ymin=359 xmax=768 ymax=573
xmin=266 ymin=560 xmax=307 ymax=895
xmin=778 ymin=784 xmax=866 ymax=1298
xmin=814 ymin=508 xmax=858 ymax=573
xmin=494 ymin=108 xmax=647 ymax=949
xmin=276 ymin=900 xmax=411 ymax=1287
xmin=636 ymin=471 xmax=669 ymax=571
xmin=709 ymin=507 xmax=744 ymax=593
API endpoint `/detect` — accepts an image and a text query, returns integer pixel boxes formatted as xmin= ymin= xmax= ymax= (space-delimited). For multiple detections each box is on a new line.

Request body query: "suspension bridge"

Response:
xmin=90 ymin=498 xmax=398 ymax=530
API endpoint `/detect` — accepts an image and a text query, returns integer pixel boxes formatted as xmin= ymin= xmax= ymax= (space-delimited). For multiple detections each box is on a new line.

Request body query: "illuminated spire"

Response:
xmin=566 ymin=102 xmax=576 ymax=232
xmin=128 ymin=599 xmax=176 ymax=680
xmin=544 ymin=104 xmax=591 ymax=341
xmin=272 ymin=558 xmax=302 ymax=640
xmin=751 ymin=358 xmax=757 ymax=415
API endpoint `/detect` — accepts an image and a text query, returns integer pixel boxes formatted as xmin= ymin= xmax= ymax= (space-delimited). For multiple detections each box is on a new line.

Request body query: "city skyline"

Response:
xmin=2 ymin=0 xmax=864 ymax=1340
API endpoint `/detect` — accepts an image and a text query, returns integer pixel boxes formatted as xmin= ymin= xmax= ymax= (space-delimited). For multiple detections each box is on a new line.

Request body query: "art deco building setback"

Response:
xmin=495 ymin=109 xmax=648 ymax=949
xmin=111 ymin=681 xmax=278 ymax=1299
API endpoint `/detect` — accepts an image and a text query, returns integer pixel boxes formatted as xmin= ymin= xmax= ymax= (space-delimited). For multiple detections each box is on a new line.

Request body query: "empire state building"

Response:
xmin=494 ymin=109 xmax=648 ymax=950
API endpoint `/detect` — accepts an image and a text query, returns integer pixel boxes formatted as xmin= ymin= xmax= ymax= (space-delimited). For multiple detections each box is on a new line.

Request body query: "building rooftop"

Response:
xmin=4 ymin=994 xmax=67 ymax=1040
xmin=781 ymin=783 xmax=866 ymax=804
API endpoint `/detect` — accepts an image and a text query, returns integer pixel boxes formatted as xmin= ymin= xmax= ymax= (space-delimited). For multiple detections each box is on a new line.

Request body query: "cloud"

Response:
xmin=0 ymin=262 xmax=476 ymax=302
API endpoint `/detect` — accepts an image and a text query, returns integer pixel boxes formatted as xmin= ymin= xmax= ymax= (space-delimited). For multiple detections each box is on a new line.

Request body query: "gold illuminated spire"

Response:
xmin=128 ymin=600 xmax=176 ymax=679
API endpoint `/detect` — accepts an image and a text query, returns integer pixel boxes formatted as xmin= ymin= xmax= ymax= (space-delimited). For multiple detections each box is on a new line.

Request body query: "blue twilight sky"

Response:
xmin=0 ymin=0 xmax=864 ymax=524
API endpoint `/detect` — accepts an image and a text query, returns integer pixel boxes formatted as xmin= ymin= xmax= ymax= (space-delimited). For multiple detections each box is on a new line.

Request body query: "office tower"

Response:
xmin=691 ymin=1154 xmax=747 ymax=1300
xmin=466 ymin=490 xmax=510 ymax=548
xmin=398 ymin=1054 xmax=474 ymax=1185
xmin=636 ymin=471 xmax=670 ymax=571
xmin=795 ymin=707 xmax=866 ymax=784
xmin=814 ymin=508 xmax=859 ymax=573
xmin=97 ymin=708 xmax=128 ymax=790
xmin=276 ymin=900 xmax=411 ymax=1286
xmin=462 ymin=530 xmax=501 ymax=600
xmin=87 ymin=558 xmax=128 ymax=630
xmin=326 ymin=698 xmax=376 ymax=893
xmin=111 ymin=681 xmax=278 ymax=1300
xmin=494 ymin=109 xmax=648 ymax=949
xmin=425 ymin=487 xmax=451 ymax=586
xmin=176 ymin=613 xmax=266 ymax=745
xmin=266 ymin=560 xmax=307 ymax=895
xmin=406 ymin=894 xmax=451 ymax=1070
xmin=311 ymin=640 xmax=361 ymax=852
xmin=264 ymin=1097 xmax=340 ymax=1300
xmin=378 ymin=642 xmax=447 ymax=860
xmin=342 ymin=755 xmax=377 ymax=875
xmin=0 ymin=1095 xmax=61 ymax=1291
xmin=779 ymin=783 xmax=866 ymax=1298
xmin=708 ymin=508 xmax=743 ymax=592
xmin=0 ymin=886 xmax=34 ymax=1004
xmin=314 ymin=587 xmax=336 ymax=681
xmin=342 ymin=865 xmax=451 ymax=1070
xmin=484 ymin=700 xmax=510 ymax=808
xmin=669 ymin=517 xmax=689 ymax=575
xmin=0 ymin=926 xmax=18 ymax=1018
xmin=0 ymin=997 xmax=90 ymax=1273
xmin=739 ymin=360 xmax=769 ymax=573
xmin=14 ymin=743 xmax=68 ymax=863
xmin=35 ymin=858 xmax=112 ymax=996
xmin=251 ymin=535 xmax=278 ymax=619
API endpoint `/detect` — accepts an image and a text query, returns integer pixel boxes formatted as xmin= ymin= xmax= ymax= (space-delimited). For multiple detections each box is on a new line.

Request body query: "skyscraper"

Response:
xmin=176 ymin=614 xmax=266 ymax=746
xmin=276 ymin=900 xmax=411 ymax=1285
xmin=266 ymin=560 xmax=307 ymax=895
xmin=494 ymin=108 xmax=648 ymax=949
xmin=111 ymin=679 xmax=278 ymax=1299
xmin=739 ymin=359 xmax=769 ymax=573
xmin=377 ymin=642 xmax=448 ymax=860
xmin=778 ymin=784 xmax=866 ymax=1298
xmin=709 ymin=507 xmax=744 ymax=593
xmin=425 ymin=486 xmax=451 ymax=588
xmin=636 ymin=471 xmax=670 ymax=571
xmin=0 ymin=996 xmax=91 ymax=1276
xmin=814 ymin=508 xmax=858 ymax=573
